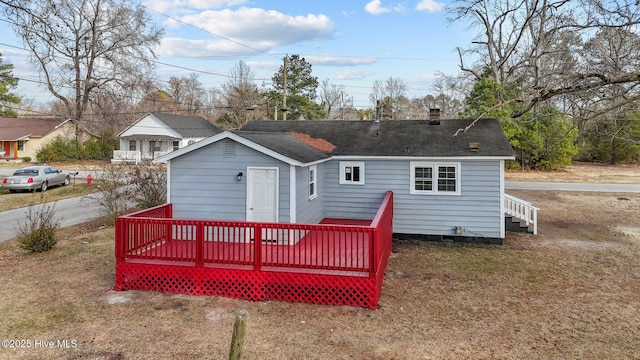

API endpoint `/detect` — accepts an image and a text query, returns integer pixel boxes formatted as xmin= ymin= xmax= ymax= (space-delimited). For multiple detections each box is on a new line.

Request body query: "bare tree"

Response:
xmin=167 ymin=73 xmax=205 ymax=115
xmin=449 ymin=0 xmax=640 ymax=119
xmin=319 ymin=79 xmax=351 ymax=120
xmin=432 ymin=73 xmax=471 ymax=117
xmin=220 ymin=61 xmax=264 ymax=128
xmin=2 ymin=0 xmax=163 ymax=146
xmin=369 ymin=77 xmax=407 ymax=119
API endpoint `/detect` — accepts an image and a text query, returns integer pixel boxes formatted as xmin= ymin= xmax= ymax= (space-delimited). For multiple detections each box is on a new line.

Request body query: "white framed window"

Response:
xmin=17 ymin=141 xmax=25 ymax=151
xmin=339 ymin=161 xmax=365 ymax=185
xmin=172 ymin=141 xmax=180 ymax=151
xmin=149 ymin=140 xmax=161 ymax=152
xmin=410 ymin=162 xmax=460 ymax=195
xmin=129 ymin=140 xmax=136 ymax=151
xmin=308 ymin=165 xmax=317 ymax=200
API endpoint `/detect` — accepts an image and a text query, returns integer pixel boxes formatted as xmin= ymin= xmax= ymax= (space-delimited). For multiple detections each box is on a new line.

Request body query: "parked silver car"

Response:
xmin=1 ymin=166 xmax=71 ymax=192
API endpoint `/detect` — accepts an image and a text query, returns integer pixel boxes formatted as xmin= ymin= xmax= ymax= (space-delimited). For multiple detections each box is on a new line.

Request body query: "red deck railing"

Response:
xmin=115 ymin=191 xmax=393 ymax=308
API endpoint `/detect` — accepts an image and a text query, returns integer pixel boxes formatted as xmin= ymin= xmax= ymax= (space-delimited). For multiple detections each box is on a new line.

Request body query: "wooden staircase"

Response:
xmin=504 ymin=194 xmax=539 ymax=235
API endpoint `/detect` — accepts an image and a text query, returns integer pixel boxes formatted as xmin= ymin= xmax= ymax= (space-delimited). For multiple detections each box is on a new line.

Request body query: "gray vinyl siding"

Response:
xmin=295 ymin=164 xmax=324 ymax=224
xmin=323 ymin=159 xmax=503 ymax=238
xmin=168 ymin=139 xmax=290 ymax=222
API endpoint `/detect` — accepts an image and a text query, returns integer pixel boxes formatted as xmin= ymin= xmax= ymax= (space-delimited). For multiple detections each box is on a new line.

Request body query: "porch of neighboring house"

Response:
xmin=1 ymin=140 xmax=22 ymax=160
xmin=115 ymin=192 xmax=394 ymax=309
xmin=111 ymin=138 xmax=178 ymax=164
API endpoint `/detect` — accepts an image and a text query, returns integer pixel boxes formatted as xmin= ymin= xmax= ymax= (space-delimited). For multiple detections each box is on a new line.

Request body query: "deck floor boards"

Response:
xmin=126 ymin=218 xmax=371 ymax=276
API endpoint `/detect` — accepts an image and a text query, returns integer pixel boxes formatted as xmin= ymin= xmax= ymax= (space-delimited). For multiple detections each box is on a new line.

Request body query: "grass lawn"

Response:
xmin=1 ymin=189 xmax=639 ymax=359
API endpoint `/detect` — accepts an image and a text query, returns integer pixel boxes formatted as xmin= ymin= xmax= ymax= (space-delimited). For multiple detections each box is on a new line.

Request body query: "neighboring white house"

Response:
xmin=112 ymin=112 xmax=221 ymax=163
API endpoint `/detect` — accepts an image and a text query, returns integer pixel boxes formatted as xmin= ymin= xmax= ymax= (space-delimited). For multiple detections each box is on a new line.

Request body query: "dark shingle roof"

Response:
xmin=152 ymin=112 xmax=221 ymax=138
xmin=241 ymin=119 xmax=515 ymax=157
xmin=0 ymin=117 xmax=69 ymax=141
xmin=232 ymin=131 xmax=330 ymax=163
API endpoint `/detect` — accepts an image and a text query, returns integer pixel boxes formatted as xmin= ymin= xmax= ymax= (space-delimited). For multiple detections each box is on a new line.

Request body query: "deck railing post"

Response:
xmin=196 ymin=222 xmax=204 ymax=267
xmin=369 ymin=228 xmax=376 ymax=278
xmin=115 ymin=217 xmax=125 ymax=262
xmin=254 ymin=224 xmax=262 ymax=271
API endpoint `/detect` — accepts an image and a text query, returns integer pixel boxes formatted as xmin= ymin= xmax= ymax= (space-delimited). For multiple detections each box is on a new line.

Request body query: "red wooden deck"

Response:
xmin=115 ymin=192 xmax=393 ymax=308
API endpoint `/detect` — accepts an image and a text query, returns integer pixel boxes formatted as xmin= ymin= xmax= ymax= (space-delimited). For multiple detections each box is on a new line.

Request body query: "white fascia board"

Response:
xmin=329 ymin=155 xmax=516 ymax=161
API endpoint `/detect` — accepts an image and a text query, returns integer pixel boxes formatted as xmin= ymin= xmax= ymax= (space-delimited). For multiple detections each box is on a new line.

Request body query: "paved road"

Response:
xmin=0 ymin=192 xmax=105 ymax=243
xmin=505 ymin=181 xmax=640 ymax=193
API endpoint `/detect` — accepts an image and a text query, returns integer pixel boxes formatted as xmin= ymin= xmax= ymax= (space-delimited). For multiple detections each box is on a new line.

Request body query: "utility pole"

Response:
xmin=282 ymin=55 xmax=288 ymax=120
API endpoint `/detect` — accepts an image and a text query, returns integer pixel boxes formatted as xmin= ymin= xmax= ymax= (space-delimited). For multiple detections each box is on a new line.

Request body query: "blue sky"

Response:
xmin=0 ymin=0 xmax=476 ymax=109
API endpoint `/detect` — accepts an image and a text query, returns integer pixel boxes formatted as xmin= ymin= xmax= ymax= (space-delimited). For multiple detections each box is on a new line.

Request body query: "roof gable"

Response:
xmin=241 ymin=119 xmax=515 ymax=158
xmin=154 ymin=131 xmax=329 ymax=166
xmin=117 ymin=112 xmax=221 ymax=139
xmin=0 ymin=117 xmax=71 ymax=141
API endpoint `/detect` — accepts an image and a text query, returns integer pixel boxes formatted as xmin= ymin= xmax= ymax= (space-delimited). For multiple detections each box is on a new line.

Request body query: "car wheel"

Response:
xmin=40 ymin=181 xmax=48 ymax=192
xmin=63 ymin=176 xmax=70 ymax=186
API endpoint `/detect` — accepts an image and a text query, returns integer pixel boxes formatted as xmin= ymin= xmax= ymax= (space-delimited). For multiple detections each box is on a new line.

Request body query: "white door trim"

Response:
xmin=246 ymin=166 xmax=279 ymax=222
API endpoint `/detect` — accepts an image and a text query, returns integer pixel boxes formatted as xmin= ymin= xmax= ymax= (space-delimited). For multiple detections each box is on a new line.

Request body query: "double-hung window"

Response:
xmin=410 ymin=162 xmax=460 ymax=195
xmin=339 ymin=161 xmax=365 ymax=185
xmin=308 ymin=165 xmax=317 ymax=199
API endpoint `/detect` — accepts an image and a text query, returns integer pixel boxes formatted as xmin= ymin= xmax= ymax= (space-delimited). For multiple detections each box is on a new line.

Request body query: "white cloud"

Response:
xmin=177 ymin=7 xmax=334 ymax=46
xmin=365 ymin=0 xmax=406 ymax=15
xmin=157 ymin=37 xmax=272 ymax=57
xmin=337 ymin=70 xmax=375 ymax=80
xmin=415 ymin=0 xmax=445 ymax=12
xmin=365 ymin=0 xmax=391 ymax=15
xmin=305 ymin=55 xmax=379 ymax=66
xmin=143 ymin=0 xmax=248 ymax=13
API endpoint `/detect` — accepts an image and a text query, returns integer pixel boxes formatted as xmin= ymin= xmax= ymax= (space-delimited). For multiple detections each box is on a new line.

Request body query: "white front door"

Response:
xmin=247 ymin=167 xmax=278 ymax=222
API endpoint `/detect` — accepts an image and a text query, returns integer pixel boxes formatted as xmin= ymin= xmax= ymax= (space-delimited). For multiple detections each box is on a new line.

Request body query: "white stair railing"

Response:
xmin=504 ymin=194 xmax=539 ymax=235
xmin=112 ymin=150 xmax=141 ymax=164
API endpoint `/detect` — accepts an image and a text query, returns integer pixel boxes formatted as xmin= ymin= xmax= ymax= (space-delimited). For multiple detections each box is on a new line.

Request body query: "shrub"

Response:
xmin=36 ymin=136 xmax=116 ymax=162
xmin=90 ymin=163 xmax=167 ymax=223
xmin=17 ymin=202 xmax=61 ymax=253
xmin=130 ymin=163 xmax=167 ymax=209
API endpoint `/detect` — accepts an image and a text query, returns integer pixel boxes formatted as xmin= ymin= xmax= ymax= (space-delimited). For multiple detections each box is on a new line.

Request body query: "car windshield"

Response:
xmin=14 ymin=169 xmax=39 ymax=176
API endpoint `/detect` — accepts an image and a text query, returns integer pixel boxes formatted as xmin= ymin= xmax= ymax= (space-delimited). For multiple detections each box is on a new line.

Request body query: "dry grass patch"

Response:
xmin=0 ymin=181 xmax=101 ymax=212
xmin=506 ymin=161 xmax=640 ymax=183
xmin=2 ymin=191 xmax=640 ymax=359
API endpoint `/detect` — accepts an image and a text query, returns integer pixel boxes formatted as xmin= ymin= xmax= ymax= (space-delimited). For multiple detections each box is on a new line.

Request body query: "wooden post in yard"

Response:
xmin=229 ymin=310 xmax=248 ymax=360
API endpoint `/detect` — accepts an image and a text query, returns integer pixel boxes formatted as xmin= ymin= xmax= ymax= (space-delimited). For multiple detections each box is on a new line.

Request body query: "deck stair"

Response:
xmin=504 ymin=194 xmax=539 ymax=235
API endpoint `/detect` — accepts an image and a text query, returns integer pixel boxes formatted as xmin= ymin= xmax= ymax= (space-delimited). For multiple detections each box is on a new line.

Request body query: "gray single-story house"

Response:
xmin=112 ymin=112 xmax=221 ymax=163
xmin=154 ymin=119 xmax=533 ymax=243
